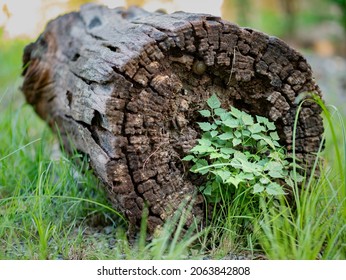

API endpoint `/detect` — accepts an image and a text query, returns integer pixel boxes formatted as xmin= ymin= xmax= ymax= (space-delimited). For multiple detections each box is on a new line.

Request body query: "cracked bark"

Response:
xmin=21 ymin=4 xmax=324 ymax=234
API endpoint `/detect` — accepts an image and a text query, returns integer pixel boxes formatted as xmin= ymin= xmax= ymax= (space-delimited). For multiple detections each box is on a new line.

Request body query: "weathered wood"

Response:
xmin=22 ymin=4 xmax=324 ymax=233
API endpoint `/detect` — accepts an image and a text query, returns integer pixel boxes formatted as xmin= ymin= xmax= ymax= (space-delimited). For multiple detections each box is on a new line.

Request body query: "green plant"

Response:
xmin=183 ymin=94 xmax=302 ymax=202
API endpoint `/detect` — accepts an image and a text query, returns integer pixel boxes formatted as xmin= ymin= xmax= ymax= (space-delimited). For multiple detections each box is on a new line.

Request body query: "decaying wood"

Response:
xmin=21 ymin=4 xmax=324 ymax=233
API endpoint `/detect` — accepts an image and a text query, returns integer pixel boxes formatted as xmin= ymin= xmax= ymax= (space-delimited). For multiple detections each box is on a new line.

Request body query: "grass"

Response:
xmin=1 ymin=37 xmax=345 ymax=260
xmin=256 ymin=97 xmax=346 ymax=259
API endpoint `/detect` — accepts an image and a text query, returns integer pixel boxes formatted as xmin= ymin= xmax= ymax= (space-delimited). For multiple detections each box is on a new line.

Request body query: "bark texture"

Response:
xmin=22 ymin=4 xmax=324 ymax=233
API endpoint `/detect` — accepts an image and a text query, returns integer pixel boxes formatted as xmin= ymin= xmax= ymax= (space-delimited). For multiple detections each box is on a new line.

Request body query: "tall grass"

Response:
xmin=0 ymin=97 xmax=116 ymax=259
xmin=256 ymin=96 xmax=346 ymax=259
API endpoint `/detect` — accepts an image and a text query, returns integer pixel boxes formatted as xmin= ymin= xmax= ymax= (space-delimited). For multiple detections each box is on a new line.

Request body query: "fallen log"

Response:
xmin=21 ymin=4 xmax=324 ymax=233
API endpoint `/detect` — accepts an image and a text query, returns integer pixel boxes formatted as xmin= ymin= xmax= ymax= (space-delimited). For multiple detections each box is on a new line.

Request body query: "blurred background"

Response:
xmin=1 ymin=0 xmax=345 ymax=55
xmin=1 ymin=0 xmax=346 ymax=106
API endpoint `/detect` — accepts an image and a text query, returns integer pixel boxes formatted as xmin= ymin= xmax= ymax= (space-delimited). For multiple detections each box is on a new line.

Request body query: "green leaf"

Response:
xmin=226 ymin=176 xmax=243 ymax=188
xmin=265 ymin=161 xmax=283 ymax=172
xmin=214 ymin=120 xmax=222 ymax=126
xmin=256 ymin=115 xmax=270 ymax=125
xmin=214 ymin=108 xmax=227 ymax=116
xmin=210 ymin=141 xmax=223 ymax=148
xmin=261 ymin=135 xmax=275 ymax=148
xmin=220 ymin=147 xmax=235 ymax=155
xmin=202 ymin=183 xmax=212 ymax=197
xmin=209 ymin=152 xmax=229 ymax=159
xmin=285 ymin=177 xmax=294 ymax=187
xmin=270 ymin=131 xmax=280 ymax=141
xmin=198 ymin=122 xmax=216 ymax=131
xmin=242 ymin=113 xmax=254 ymax=126
xmin=223 ymin=118 xmax=239 ymax=128
xmin=191 ymin=145 xmax=215 ymax=154
xmin=242 ymin=160 xmax=260 ymax=173
xmin=256 ymin=116 xmax=276 ymax=131
xmin=220 ymin=112 xmax=231 ymax=121
xmin=234 ymin=151 xmax=248 ymax=161
xmin=198 ymin=138 xmax=212 ymax=146
xmin=290 ymin=171 xmax=305 ymax=183
xmin=218 ymin=132 xmax=233 ymax=140
xmin=199 ymin=110 xmax=211 ymax=117
xmin=207 ymin=94 xmax=221 ymax=109
xmin=191 ymin=159 xmax=209 ymax=174
xmin=251 ymin=133 xmax=264 ymax=141
xmin=253 ymin=183 xmax=265 ymax=193
xmin=232 ymin=138 xmax=242 ymax=146
xmin=238 ymin=172 xmax=254 ymax=181
xmin=266 ymin=182 xmax=286 ymax=195
xmin=210 ymin=130 xmax=218 ymax=138
xmin=248 ymin=123 xmax=265 ymax=134
xmin=242 ymin=130 xmax=251 ymax=137
xmin=230 ymin=106 xmax=242 ymax=118
xmin=182 ymin=155 xmax=194 ymax=161
xmin=234 ymin=130 xmax=242 ymax=138
xmin=213 ymin=170 xmax=231 ymax=183
xmin=268 ymin=170 xmax=285 ymax=179
xmin=268 ymin=151 xmax=284 ymax=161
xmin=273 ymin=141 xmax=281 ymax=147
xmin=266 ymin=121 xmax=276 ymax=131
xmin=260 ymin=177 xmax=270 ymax=184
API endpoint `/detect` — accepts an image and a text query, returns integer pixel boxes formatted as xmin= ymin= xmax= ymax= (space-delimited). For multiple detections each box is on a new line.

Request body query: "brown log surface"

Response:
xmin=22 ymin=4 xmax=324 ymax=232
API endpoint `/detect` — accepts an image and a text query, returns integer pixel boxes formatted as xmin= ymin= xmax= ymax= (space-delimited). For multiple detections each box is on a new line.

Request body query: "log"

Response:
xmin=21 ymin=4 xmax=324 ymax=233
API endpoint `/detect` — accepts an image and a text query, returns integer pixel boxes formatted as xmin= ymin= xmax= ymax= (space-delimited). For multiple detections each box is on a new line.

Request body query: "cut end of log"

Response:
xmin=21 ymin=4 xmax=324 ymax=233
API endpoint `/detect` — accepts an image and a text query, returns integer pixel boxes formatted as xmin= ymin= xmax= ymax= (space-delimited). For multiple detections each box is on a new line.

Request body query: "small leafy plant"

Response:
xmin=183 ymin=94 xmax=301 ymax=202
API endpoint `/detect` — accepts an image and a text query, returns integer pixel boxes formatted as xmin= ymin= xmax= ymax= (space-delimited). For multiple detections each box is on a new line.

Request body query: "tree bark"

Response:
xmin=21 ymin=4 xmax=324 ymax=233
